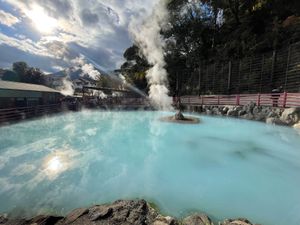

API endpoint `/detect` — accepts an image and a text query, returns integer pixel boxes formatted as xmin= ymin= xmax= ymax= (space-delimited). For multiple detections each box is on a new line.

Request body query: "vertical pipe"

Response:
xmin=228 ymin=61 xmax=232 ymax=93
xmin=271 ymin=49 xmax=277 ymax=88
xmin=237 ymin=60 xmax=241 ymax=94
xmin=198 ymin=65 xmax=201 ymax=96
xmin=260 ymin=54 xmax=265 ymax=93
xmin=284 ymin=45 xmax=291 ymax=91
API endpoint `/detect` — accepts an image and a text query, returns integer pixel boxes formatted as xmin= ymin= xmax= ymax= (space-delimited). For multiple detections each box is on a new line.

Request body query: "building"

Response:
xmin=0 ymin=80 xmax=63 ymax=109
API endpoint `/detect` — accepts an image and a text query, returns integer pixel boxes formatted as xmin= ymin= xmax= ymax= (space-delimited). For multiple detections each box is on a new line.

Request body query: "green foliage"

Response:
xmin=11 ymin=61 xmax=46 ymax=85
xmin=2 ymin=70 xmax=20 ymax=82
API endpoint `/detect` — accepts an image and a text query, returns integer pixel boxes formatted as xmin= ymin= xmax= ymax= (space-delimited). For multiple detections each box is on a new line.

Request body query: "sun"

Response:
xmin=25 ymin=5 xmax=58 ymax=33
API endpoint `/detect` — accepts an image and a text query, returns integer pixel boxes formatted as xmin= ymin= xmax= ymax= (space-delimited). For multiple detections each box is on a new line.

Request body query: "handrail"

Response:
xmin=179 ymin=92 xmax=300 ymax=108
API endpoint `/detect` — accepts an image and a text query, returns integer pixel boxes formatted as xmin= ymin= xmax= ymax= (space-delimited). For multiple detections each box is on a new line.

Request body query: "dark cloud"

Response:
xmin=80 ymin=9 xmax=99 ymax=26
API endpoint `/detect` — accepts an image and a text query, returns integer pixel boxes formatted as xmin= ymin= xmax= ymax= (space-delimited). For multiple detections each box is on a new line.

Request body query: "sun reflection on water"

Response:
xmin=43 ymin=149 xmax=78 ymax=179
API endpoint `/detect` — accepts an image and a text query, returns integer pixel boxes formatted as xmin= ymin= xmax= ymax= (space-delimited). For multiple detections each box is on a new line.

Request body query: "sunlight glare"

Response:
xmin=25 ymin=5 xmax=58 ymax=33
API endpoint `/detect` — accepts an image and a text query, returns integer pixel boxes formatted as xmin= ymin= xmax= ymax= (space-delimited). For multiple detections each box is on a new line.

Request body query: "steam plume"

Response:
xmin=130 ymin=0 xmax=172 ymax=110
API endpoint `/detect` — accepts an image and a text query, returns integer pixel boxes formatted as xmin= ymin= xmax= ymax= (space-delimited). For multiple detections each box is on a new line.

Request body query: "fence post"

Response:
xmin=217 ymin=95 xmax=220 ymax=105
xmin=236 ymin=95 xmax=240 ymax=106
xmin=202 ymin=96 xmax=204 ymax=105
xmin=284 ymin=45 xmax=291 ymax=91
xmin=283 ymin=92 xmax=287 ymax=108
xmin=257 ymin=93 xmax=261 ymax=106
xmin=227 ymin=61 xmax=232 ymax=93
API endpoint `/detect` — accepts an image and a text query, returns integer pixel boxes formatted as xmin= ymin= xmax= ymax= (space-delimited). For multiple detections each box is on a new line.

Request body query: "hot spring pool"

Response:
xmin=0 ymin=111 xmax=300 ymax=225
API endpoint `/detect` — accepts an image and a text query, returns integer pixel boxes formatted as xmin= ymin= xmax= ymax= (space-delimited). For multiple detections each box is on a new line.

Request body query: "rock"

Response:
xmin=220 ymin=218 xmax=257 ymax=225
xmin=153 ymin=215 xmax=178 ymax=225
xmin=28 ymin=215 xmax=63 ymax=225
xmin=0 ymin=214 xmax=8 ymax=224
xmin=266 ymin=117 xmax=287 ymax=126
xmin=293 ymin=122 xmax=300 ymax=134
xmin=227 ymin=109 xmax=238 ymax=117
xmin=238 ymin=110 xmax=247 ymax=117
xmin=175 ymin=111 xmax=185 ymax=120
xmin=88 ymin=206 xmax=112 ymax=221
xmin=244 ymin=102 xmax=256 ymax=114
xmin=280 ymin=107 xmax=300 ymax=125
xmin=64 ymin=208 xmax=89 ymax=224
xmin=266 ymin=111 xmax=278 ymax=119
xmin=182 ymin=213 xmax=214 ymax=225
xmin=241 ymin=113 xmax=254 ymax=120
xmin=294 ymin=122 xmax=300 ymax=129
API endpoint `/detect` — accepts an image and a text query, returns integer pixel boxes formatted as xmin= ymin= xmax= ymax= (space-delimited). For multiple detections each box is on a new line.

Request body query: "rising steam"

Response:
xmin=130 ymin=0 xmax=172 ymax=110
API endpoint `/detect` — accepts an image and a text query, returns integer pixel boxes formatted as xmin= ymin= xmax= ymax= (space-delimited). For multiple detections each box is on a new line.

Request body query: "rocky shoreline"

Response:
xmin=185 ymin=102 xmax=300 ymax=129
xmin=0 ymin=199 xmax=261 ymax=225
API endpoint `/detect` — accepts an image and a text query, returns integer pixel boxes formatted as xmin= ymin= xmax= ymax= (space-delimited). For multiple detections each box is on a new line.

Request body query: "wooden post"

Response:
xmin=283 ymin=92 xmax=287 ymax=108
xmin=257 ymin=93 xmax=261 ymax=106
xmin=236 ymin=95 xmax=240 ymax=106
xmin=217 ymin=95 xmax=220 ymax=105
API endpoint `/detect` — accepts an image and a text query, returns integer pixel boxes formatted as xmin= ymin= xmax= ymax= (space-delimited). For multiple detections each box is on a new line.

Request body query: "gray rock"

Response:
xmin=0 ymin=214 xmax=8 ymax=224
xmin=153 ymin=215 xmax=178 ymax=225
xmin=28 ymin=215 xmax=64 ymax=225
xmin=227 ymin=109 xmax=238 ymax=117
xmin=64 ymin=208 xmax=89 ymax=224
xmin=280 ymin=107 xmax=300 ymax=125
xmin=182 ymin=213 xmax=213 ymax=225
xmin=238 ymin=110 xmax=247 ymax=117
xmin=266 ymin=117 xmax=287 ymax=126
xmin=220 ymin=218 xmax=258 ymax=225
xmin=89 ymin=206 xmax=112 ymax=221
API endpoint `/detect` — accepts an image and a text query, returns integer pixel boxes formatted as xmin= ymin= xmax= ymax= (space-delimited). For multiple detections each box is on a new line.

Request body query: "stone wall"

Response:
xmin=185 ymin=102 xmax=300 ymax=128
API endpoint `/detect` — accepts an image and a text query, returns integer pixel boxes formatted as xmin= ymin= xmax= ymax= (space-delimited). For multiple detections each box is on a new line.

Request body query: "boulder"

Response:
xmin=182 ymin=213 xmax=214 ymax=225
xmin=280 ymin=107 xmax=300 ymax=125
xmin=227 ymin=109 xmax=238 ymax=117
xmin=153 ymin=215 xmax=178 ymax=225
xmin=220 ymin=218 xmax=258 ymax=225
xmin=28 ymin=215 xmax=64 ymax=225
xmin=0 ymin=214 xmax=8 ymax=224
xmin=266 ymin=117 xmax=287 ymax=126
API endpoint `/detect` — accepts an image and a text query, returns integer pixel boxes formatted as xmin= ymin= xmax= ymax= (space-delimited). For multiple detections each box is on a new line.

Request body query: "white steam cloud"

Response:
xmin=130 ymin=0 xmax=172 ymax=110
xmin=71 ymin=55 xmax=101 ymax=80
xmin=60 ymin=78 xmax=74 ymax=96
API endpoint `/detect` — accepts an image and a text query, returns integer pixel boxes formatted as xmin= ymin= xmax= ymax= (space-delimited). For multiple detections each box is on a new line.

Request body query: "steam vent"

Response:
xmin=160 ymin=110 xmax=200 ymax=124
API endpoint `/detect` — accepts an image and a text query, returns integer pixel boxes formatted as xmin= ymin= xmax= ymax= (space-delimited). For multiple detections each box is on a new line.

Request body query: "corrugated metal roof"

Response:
xmin=0 ymin=80 xmax=61 ymax=93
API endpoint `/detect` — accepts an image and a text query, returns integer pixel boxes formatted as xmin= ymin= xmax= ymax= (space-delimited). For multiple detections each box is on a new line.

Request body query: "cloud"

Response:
xmin=1 ymin=0 xmax=161 ymax=72
xmin=0 ymin=9 xmax=20 ymax=26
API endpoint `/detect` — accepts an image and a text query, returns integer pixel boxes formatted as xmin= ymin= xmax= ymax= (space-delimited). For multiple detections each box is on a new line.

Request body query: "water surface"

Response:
xmin=0 ymin=111 xmax=300 ymax=225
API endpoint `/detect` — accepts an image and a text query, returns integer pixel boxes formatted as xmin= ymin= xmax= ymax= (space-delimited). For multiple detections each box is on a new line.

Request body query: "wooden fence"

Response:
xmin=180 ymin=92 xmax=300 ymax=108
xmin=180 ymin=42 xmax=300 ymax=95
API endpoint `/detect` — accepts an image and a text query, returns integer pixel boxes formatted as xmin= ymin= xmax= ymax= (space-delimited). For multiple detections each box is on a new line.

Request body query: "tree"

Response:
xmin=2 ymin=70 xmax=20 ymax=82
xmin=12 ymin=62 xmax=28 ymax=78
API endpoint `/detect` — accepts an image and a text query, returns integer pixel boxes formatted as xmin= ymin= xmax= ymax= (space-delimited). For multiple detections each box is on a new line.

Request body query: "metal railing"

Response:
xmin=179 ymin=92 xmax=300 ymax=108
xmin=0 ymin=104 xmax=62 ymax=125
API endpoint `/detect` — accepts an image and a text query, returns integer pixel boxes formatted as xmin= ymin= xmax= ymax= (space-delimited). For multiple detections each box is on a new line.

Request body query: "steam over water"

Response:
xmin=0 ymin=111 xmax=300 ymax=225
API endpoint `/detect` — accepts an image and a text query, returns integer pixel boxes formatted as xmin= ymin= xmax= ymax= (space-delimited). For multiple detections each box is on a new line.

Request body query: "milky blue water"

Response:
xmin=0 ymin=111 xmax=300 ymax=224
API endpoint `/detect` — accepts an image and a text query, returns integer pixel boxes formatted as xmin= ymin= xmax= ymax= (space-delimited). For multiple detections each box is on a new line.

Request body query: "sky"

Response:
xmin=0 ymin=0 xmax=159 ymax=73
